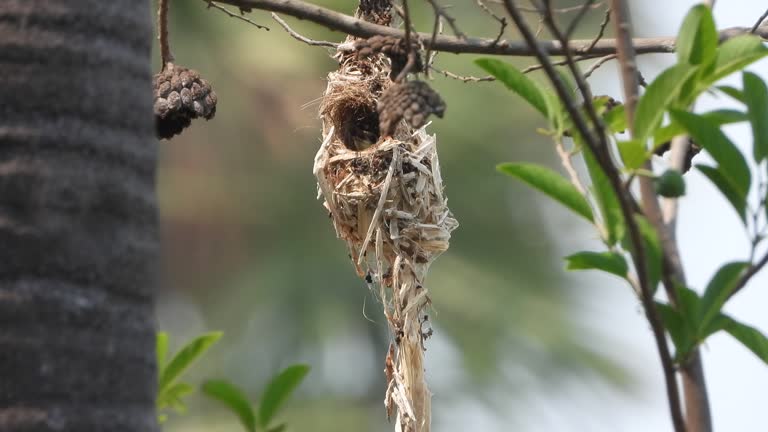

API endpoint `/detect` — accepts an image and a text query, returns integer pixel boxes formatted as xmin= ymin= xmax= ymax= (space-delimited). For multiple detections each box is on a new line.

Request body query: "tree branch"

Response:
xmin=608 ymin=1 xmax=687 ymax=431
xmin=211 ymin=0 xmax=768 ymax=57
xmin=491 ymin=13 xmax=679 ymax=430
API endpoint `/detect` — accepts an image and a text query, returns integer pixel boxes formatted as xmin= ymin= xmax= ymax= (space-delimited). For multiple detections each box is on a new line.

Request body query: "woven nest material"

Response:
xmin=314 ymin=42 xmax=457 ymax=432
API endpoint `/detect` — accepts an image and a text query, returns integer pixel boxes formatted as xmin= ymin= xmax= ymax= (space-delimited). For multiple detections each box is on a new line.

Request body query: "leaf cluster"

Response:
xmin=476 ymin=5 xmax=768 ymax=367
xmin=156 ymin=332 xmax=310 ymax=431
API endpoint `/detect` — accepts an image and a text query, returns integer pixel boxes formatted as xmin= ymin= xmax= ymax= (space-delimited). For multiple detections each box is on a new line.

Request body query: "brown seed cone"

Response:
xmin=354 ymin=35 xmax=423 ymax=81
xmin=378 ymin=80 xmax=445 ymax=137
xmin=153 ymin=63 xmax=217 ymax=139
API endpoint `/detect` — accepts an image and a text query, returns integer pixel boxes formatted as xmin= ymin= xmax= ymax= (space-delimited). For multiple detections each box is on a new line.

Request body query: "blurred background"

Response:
xmin=156 ymin=1 xmax=768 ymax=430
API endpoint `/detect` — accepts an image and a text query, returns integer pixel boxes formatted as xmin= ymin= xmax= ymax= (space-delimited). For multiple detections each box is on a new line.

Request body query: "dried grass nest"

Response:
xmin=314 ymin=48 xmax=458 ymax=432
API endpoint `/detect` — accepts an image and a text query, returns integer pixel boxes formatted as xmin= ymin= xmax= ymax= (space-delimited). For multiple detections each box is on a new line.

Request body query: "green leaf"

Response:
xmin=497 ymin=163 xmax=594 ymax=222
xmin=565 ymin=251 xmax=628 ymax=278
xmin=475 ymin=58 xmax=549 ymax=117
xmin=653 ymin=109 xmax=748 ymax=148
xmin=542 ymin=88 xmax=565 ymax=132
xmin=157 ymin=332 xmax=169 ymax=373
xmin=707 ymin=35 xmax=768 ymax=85
xmin=158 ymin=382 xmax=195 ymax=413
xmin=582 ymin=147 xmax=625 ymax=245
xmin=696 ymin=164 xmax=748 ymax=222
xmin=634 ymin=215 xmax=663 ymax=292
xmin=717 ymin=85 xmax=746 ymax=104
xmin=159 ymin=332 xmax=223 ymax=392
xmin=592 ymin=96 xmax=616 ymax=116
xmin=670 ymin=110 xmax=751 ymax=198
xmin=617 ymin=139 xmax=648 ymax=170
xmin=699 ymin=109 xmax=748 ymax=124
xmin=635 ymin=64 xmax=697 ymax=143
xmin=656 ymin=302 xmax=694 ymax=358
xmin=657 ymin=285 xmax=706 ymax=361
xmin=604 ymin=104 xmax=627 ymax=134
xmin=743 ymin=71 xmax=768 ymax=161
xmin=268 ymin=425 xmax=287 ymax=432
xmin=676 ymin=5 xmax=718 ymax=66
xmin=203 ymin=380 xmax=257 ymax=432
xmin=676 ymin=286 xmax=703 ymax=326
xmin=258 ymin=364 xmax=310 ymax=428
xmin=699 ymin=262 xmax=748 ymax=330
xmin=715 ymin=314 xmax=768 ymax=365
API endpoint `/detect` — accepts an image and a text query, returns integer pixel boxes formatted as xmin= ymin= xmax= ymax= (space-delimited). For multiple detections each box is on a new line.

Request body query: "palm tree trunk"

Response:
xmin=0 ymin=1 xmax=159 ymax=431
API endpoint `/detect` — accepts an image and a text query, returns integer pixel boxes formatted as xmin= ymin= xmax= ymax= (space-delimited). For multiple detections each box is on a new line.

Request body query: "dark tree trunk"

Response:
xmin=0 ymin=1 xmax=159 ymax=431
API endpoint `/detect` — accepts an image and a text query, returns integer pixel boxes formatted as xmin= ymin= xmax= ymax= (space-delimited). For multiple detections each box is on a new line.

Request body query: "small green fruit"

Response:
xmin=655 ymin=170 xmax=686 ymax=198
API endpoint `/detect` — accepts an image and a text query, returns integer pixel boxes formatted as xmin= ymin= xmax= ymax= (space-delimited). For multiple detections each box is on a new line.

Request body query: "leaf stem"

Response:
xmin=158 ymin=0 xmax=175 ymax=67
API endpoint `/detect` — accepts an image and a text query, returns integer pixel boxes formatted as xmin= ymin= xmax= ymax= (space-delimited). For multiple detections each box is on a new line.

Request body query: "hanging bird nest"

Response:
xmin=313 ymin=30 xmax=458 ymax=432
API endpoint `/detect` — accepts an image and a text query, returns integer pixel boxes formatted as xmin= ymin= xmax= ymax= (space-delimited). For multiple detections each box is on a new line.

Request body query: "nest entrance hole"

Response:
xmin=334 ymin=100 xmax=381 ymax=151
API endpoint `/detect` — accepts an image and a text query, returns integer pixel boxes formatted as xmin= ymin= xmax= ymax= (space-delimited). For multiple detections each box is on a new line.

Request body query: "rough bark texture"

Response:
xmin=0 ymin=1 xmax=159 ymax=431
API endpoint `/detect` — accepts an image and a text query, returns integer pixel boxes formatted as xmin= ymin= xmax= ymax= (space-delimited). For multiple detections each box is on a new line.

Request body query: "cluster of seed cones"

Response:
xmin=153 ymin=63 xmax=217 ymax=139
xmin=350 ymin=35 xmax=446 ymax=139
xmin=354 ymin=35 xmax=423 ymax=81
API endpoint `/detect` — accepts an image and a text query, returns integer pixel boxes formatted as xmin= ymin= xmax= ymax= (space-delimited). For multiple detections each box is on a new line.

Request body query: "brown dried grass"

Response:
xmin=314 ymin=44 xmax=457 ymax=432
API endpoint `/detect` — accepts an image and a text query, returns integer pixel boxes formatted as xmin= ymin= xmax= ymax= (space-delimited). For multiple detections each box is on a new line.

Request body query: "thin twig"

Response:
xmin=271 ymin=13 xmax=337 ymax=47
xmin=521 ymin=54 xmax=601 ymax=74
xmin=158 ymin=0 xmax=174 ymax=67
xmin=586 ymin=8 xmax=611 ymax=52
xmin=213 ymin=0 xmax=768 ymax=57
xmin=751 ymin=8 xmax=768 ymax=34
xmin=608 ymin=1 xmax=687 ymax=431
xmin=637 ymin=70 xmax=648 ymax=87
xmin=539 ymin=0 xmax=607 ymax=149
xmin=430 ymin=66 xmax=495 ymax=82
xmin=425 ymin=0 xmax=465 ymax=39
xmin=582 ymin=53 xmax=617 ymax=79
xmin=555 ymin=139 xmax=588 ymax=196
xmin=392 ymin=4 xmax=419 ymax=38
xmin=395 ymin=0 xmax=420 ymax=82
xmin=565 ymin=0 xmax=597 ymax=38
xmin=511 ymin=1 xmax=604 ymax=14
xmin=402 ymin=0 xmax=412 ymax=48
xmin=476 ymin=0 xmax=508 ymax=45
xmin=427 ymin=19 xmax=444 ymax=71
xmin=729 ymin=250 xmax=768 ymax=300
xmin=207 ymin=1 xmax=270 ymax=30
xmin=425 ymin=2 xmax=443 ymax=73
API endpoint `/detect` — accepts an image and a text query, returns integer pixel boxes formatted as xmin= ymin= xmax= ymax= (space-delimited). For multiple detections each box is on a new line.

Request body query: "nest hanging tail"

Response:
xmin=313 ymin=3 xmax=457 ymax=431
